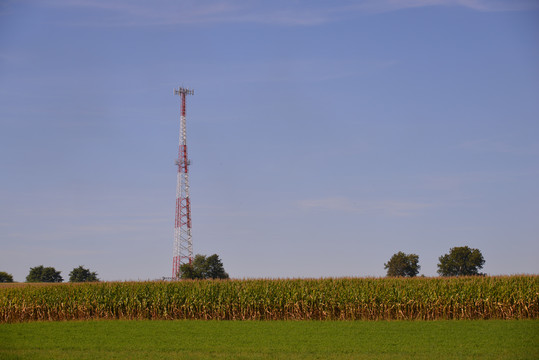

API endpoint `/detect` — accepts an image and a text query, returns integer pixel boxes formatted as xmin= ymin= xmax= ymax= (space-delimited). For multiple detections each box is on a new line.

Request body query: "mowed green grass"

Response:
xmin=0 ymin=320 xmax=537 ymax=360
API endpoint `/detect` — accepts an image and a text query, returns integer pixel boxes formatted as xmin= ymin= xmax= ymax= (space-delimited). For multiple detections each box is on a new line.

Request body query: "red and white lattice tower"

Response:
xmin=172 ymin=87 xmax=194 ymax=279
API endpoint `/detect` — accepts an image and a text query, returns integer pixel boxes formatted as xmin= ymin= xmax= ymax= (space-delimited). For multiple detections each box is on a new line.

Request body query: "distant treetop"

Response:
xmin=26 ymin=265 xmax=63 ymax=283
xmin=69 ymin=265 xmax=99 ymax=282
xmin=384 ymin=251 xmax=420 ymax=277
xmin=179 ymin=254 xmax=229 ymax=280
xmin=0 ymin=271 xmax=14 ymax=283
xmin=437 ymin=246 xmax=485 ymax=276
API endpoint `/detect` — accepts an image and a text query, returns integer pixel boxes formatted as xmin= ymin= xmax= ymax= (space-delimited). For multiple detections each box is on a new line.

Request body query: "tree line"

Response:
xmin=0 ymin=247 xmax=485 ymax=282
xmin=178 ymin=254 xmax=229 ymax=280
xmin=0 ymin=254 xmax=230 ymax=283
xmin=384 ymin=246 xmax=485 ymax=277
xmin=0 ymin=265 xmax=99 ymax=283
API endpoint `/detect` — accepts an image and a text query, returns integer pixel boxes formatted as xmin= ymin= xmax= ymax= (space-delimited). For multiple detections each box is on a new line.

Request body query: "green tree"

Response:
xmin=437 ymin=246 xmax=485 ymax=276
xmin=178 ymin=262 xmax=200 ymax=280
xmin=26 ymin=265 xmax=63 ymax=283
xmin=69 ymin=265 xmax=99 ymax=282
xmin=384 ymin=251 xmax=420 ymax=277
xmin=179 ymin=254 xmax=229 ymax=280
xmin=0 ymin=271 xmax=14 ymax=283
xmin=205 ymin=254 xmax=229 ymax=279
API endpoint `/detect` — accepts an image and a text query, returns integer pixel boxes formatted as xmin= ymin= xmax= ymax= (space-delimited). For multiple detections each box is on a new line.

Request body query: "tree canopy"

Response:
xmin=384 ymin=251 xmax=420 ymax=277
xmin=26 ymin=265 xmax=63 ymax=283
xmin=0 ymin=271 xmax=14 ymax=283
xmin=69 ymin=265 xmax=99 ymax=282
xmin=437 ymin=246 xmax=485 ymax=276
xmin=179 ymin=254 xmax=229 ymax=280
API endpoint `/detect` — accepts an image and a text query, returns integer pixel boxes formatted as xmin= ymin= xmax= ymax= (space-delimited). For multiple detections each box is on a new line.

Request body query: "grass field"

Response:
xmin=0 ymin=320 xmax=538 ymax=359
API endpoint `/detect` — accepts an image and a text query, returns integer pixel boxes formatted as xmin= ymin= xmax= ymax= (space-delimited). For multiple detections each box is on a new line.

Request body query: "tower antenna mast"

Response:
xmin=172 ymin=86 xmax=194 ymax=279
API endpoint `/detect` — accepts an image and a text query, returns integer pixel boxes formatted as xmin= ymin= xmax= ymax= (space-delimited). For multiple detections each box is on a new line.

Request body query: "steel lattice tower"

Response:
xmin=172 ymin=87 xmax=194 ymax=279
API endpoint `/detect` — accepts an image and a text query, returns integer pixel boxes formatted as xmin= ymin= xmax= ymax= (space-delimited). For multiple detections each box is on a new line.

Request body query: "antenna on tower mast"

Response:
xmin=174 ymin=88 xmax=194 ymax=96
xmin=172 ymin=86 xmax=194 ymax=280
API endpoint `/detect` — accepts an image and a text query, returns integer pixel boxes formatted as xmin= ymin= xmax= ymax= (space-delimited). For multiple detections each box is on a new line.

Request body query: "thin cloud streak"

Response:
xmin=350 ymin=0 xmax=539 ymax=13
xmin=2 ymin=246 xmax=105 ymax=258
xmin=457 ymin=138 xmax=539 ymax=155
xmin=28 ymin=0 xmax=539 ymax=27
xmin=298 ymin=196 xmax=434 ymax=217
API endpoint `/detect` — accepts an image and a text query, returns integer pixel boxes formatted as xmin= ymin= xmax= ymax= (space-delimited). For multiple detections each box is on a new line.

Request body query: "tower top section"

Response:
xmin=174 ymin=87 xmax=194 ymax=96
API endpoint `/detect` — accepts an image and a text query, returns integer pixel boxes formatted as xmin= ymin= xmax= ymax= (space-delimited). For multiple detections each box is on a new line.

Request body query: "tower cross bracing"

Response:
xmin=172 ymin=87 xmax=194 ymax=279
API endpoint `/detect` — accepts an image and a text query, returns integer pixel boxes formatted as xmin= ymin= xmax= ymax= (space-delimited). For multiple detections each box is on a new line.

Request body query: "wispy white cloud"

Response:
xmin=349 ymin=0 xmax=539 ymax=13
xmin=29 ymin=0 xmax=539 ymax=27
xmin=419 ymin=169 xmax=538 ymax=195
xmin=457 ymin=138 xmax=539 ymax=155
xmin=224 ymin=58 xmax=398 ymax=84
xmin=298 ymin=196 xmax=433 ymax=217
xmin=298 ymin=197 xmax=359 ymax=212
xmin=76 ymin=217 xmax=169 ymax=234
xmin=0 ymin=51 xmax=27 ymax=66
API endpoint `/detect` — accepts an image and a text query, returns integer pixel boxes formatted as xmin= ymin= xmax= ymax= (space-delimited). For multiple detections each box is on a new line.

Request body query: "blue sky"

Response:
xmin=1 ymin=0 xmax=538 ymax=281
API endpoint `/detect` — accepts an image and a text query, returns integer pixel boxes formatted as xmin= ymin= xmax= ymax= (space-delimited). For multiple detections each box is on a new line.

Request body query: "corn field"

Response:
xmin=1 ymin=276 xmax=537 ymax=322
